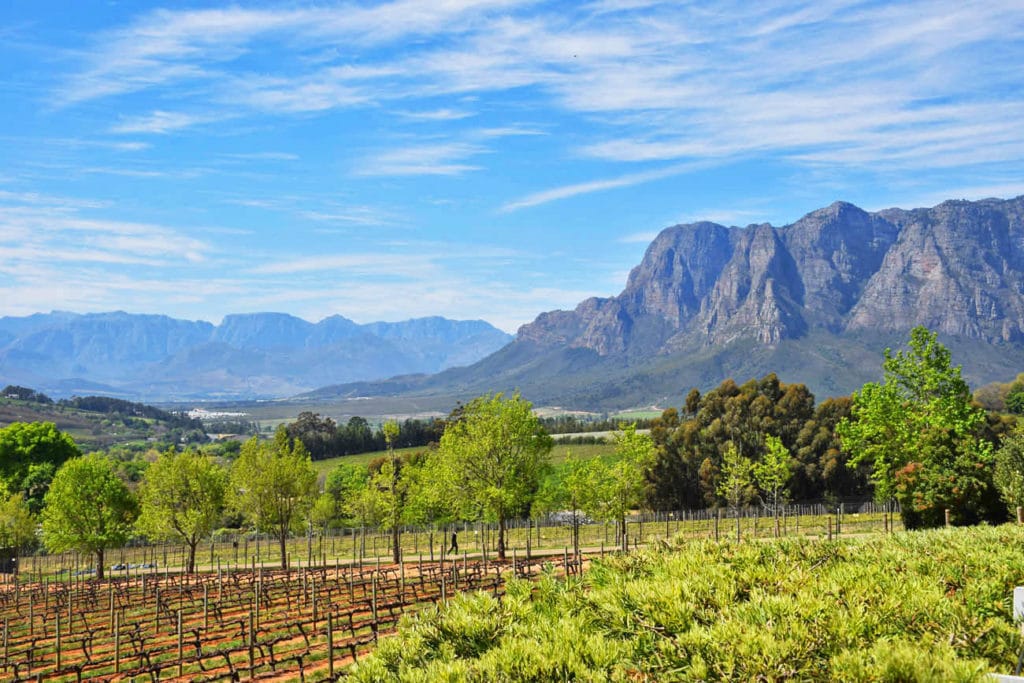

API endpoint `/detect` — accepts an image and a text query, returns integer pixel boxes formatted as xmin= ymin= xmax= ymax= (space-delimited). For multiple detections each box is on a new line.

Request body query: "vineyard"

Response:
xmin=0 ymin=504 xmax=900 ymax=681
xmin=0 ymin=552 xmax=587 ymax=682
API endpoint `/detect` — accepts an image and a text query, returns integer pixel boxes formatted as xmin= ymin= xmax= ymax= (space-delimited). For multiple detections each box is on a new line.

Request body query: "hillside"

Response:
xmin=304 ymin=196 xmax=1024 ymax=410
xmin=0 ymin=312 xmax=511 ymax=401
xmin=0 ymin=392 xmax=205 ymax=450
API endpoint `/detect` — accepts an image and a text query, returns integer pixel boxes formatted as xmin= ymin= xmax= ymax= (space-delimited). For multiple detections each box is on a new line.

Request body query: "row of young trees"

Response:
xmin=0 ymin=393 xmax=653 ymax=576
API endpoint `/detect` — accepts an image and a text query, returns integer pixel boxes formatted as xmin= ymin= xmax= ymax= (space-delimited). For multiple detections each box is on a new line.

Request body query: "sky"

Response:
xmin=2 ymin=1 xmax=1023 ymax=333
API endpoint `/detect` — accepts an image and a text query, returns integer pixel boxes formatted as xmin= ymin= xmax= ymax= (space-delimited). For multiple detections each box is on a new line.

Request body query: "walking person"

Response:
xmin=448 ymin=531 xmax=458 ymax=555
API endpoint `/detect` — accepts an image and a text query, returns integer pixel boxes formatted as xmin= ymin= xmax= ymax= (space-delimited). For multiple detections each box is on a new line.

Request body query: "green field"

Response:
xmin=310 ymin=441 xmax=618 ymax=477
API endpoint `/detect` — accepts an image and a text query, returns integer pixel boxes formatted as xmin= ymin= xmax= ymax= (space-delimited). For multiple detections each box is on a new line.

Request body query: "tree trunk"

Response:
xmin=620 ymin=515 xmax=627 ymax=552
xmin=96 ymin=548 xmax=105 ymax=580
xmin=279 ymin=529 xmax=288 ymax=570
xmin=497 ymin=514 xmax=507 ymax=561
xmin=187 ymin=541 xmax=197 ymax=574
xmin=391 ymin=525 xmax=400 ymax=564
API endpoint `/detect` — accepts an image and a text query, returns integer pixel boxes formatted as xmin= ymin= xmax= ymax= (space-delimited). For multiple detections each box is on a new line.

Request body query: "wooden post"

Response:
xmin=177 ymin=609 xmax=183 ymax=678
xmin=155 ymin=587 xmax=160 ymax=631
xmin=714 ymin=510 xmax=720 ymax=542
xmin=1018 ymin=506 xmax=1023 ymax=525
xmin=945 ymin=508 xmax=951 ymax=527
xmin=204 ymin=583 xmax=209 ymax=629
xmin=827 ymin=516 xmax=833 ymax=541
xmin=327 ymin=613 xmax=335 ymax=680
xmin=3 ymin=616 xmax=7 ymax=671
xmin=248 ymin=609 xmax=255 ymax=681
xmin=56 ymin=612 xmax=61 ymax=670
xmin=114 ymin=613 xmax=120 ymax=674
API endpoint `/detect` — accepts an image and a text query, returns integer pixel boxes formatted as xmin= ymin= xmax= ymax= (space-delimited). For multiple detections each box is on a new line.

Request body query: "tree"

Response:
xmin=754 ymin=434 xmax=792 ymax=515
xmin=41 ymin=454 xmax=138 ymax=579
xmin=230 ymin=429 xmax=318 ymax=569
xmin=603 ymin=424 xmax=655 ymax=551
xmin=377 ymin=420 xmax=407 ymax=563
xmin=435 ymin=393 xmax=553 ymax=560
xmin=717 ymin=442 xmax=755 ymax=515
xmin=0 ymin=422 xmax=80 ymax=512
xmin=837 ymin=326 xmax=1001 ymax=528
xmin=532 ymin=453 xmax=593 ymax=555
xmin=0 ymin=491 xmax=37 ymax=558
xmin=994 ymin=432 xmax=1024 ymax=518
xmin=136 ymin=448 xmax=228 ymax=573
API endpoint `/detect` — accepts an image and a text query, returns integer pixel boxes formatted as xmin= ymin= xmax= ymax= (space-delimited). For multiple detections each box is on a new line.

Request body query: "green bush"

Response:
xmin=351 ymin=526 xmax=1024 ymax=681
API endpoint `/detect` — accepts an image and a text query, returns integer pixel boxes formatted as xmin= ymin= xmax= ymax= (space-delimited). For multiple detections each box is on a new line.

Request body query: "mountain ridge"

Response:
xmin=304 ymin=196 xmax=1024 ymax=409
xmin=0 ymin=311 xmax=512 ymax=400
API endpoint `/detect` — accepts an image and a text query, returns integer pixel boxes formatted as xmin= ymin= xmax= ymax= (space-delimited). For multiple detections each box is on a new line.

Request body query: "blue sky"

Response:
xmin=2 ymin=1 xmax=1023 ymax=333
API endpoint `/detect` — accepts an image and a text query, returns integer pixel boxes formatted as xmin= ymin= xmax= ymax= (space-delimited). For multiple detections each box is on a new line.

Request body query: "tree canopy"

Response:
xmin=434 ymin=392 xmax=553 ymax=560
xmin=837 ymin=326 xmax=1003 ymax=527
xmin=41 ymin=454 xmax=138 ymax=579
xmin=137 ymin=448 xmax=228 ymax=573
xmin=0 ymin=422 xmax=80 ymax=512
xmin=230 ymin=428 xmax=318 ymax=569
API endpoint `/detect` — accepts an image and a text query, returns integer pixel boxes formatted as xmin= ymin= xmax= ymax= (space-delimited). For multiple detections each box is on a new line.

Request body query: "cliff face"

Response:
xmin=518 ymin=196 xmax=1024 ymax=354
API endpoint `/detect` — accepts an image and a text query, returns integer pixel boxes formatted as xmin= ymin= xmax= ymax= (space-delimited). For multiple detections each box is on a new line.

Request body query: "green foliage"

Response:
xmin=0 ymin=421 xmax=80 ymax=512
xmin=230 ymin=428 xmax=318 ymax=569
xmin=1006 ymin=383 xmax=1024 ymax=415
xmin=351 ymin=525 xmax=1024 ymax=681
xmin=838 ymin=327 xmax=1002 ymax=528
xmin=41 ymin=454 xmax=138 ymax=578
xmin=0 ymin=491 xmax=37 ymax=553
xmin=754 ymin=434 xmax=792 ymax=512
xmin=647 ymin=373 xmax=851 ymax=511
xmin=435 ymin=393 xmax=553 ymax=559
xmin=994 ymin=431 xmax=1024 ymax=511
xmin=716 ymin=442 xmax=755 ymax=512
xmin=136 ymin=448 xmax=228 ymax=572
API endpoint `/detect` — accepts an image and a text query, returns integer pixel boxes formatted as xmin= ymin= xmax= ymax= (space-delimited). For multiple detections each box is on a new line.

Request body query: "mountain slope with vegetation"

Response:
xmin=307 ymin=196 xmax=1024 ymax=410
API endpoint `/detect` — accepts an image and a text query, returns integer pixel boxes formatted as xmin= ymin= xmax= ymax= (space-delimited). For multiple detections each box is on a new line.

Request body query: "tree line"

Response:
xmin=3 ymin=326 xmax=1024 ymax=578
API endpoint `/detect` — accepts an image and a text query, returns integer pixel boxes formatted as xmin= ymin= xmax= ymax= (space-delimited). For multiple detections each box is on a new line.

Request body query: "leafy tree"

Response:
xmin=309 ymin=492 xmax=337 ymax=534
xmin=533 ymin=453 xmax=594 ymax=555
xmin=435 ymin=393 xmax=553 ymax=560
xmin=41 ymin=454 xmax=138 ymax=579
xmin=378 ymin=420 xmax=406 ymax=562
xmin=0 ymin=422 xmax=80 ymax=512
xmin=993 ymin=432 xmax=1024 ymax=516
xmin=716 ymin=442 xmax=755 ymax=516
xmin=755 ymin=434 xmax=791 ymax=515
xmin=136 ymin=448 xmax=228 ymax=573
xmin=230 ymin=429 xmax=318 ymax=569
xmin=837 ymin=326 xmax=1002 ymax=528
xmin=0 ymin=491 xmax=37 ymax=556
xmin=1006 ymin=384 xmax=1024 ymax=415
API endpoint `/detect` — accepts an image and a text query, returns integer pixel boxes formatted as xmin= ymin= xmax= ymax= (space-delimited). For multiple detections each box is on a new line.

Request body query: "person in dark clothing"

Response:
xmin=448 ymin=531 xmax=458 ymax=555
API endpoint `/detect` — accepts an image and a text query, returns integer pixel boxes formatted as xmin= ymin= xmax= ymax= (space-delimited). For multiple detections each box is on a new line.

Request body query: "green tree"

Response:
xmin=0 ymin=422 xmax=80 ymax=512
xmin=838 ymin=326 xmax=1001 ymax=528
xmin=754 ymin=434 xmax=792 ymax=515
xmin=309 ymin=492 xmax=337 ymax=534
xmin=0 ymin=491 xmax=37 ymax=557
xmin=230 ymin=429 xmax=318 ymax=569
xmin=380 ymin=420 xmax=405 ymax=563
xmin=1006 ymin=384 xmax=1024 ymax=415
xmin=435 ymin=393 xmax=553 ymax=560
xmin=605 ymin=424 xmax=655 ymax=551
xmin=532 ymin=453 xmax=592 ymax=555
xmin=41 ymin=454 xmax=138 ymax=579
xmin=136 ymin=448 xmax=228 ymax=573
xmin=994 ymin=431 xmax=1024 ymax=517
xmin=717 ymin=442 xmax=754 ymax=515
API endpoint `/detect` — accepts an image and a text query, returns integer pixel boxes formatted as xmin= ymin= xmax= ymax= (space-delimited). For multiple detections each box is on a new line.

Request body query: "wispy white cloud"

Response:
xmin=357 ymin=142 xmax=487 ymax=176
xmin=110 ymin=110 xmax=210 ymax=134
xmin=501 ymin=162 xmax=701 ymax=211
xmin=396 ymin=108 xmax=475 ymax=121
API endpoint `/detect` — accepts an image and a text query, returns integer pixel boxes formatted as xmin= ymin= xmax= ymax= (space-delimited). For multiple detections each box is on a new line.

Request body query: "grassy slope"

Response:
xmin=0 ymin=397 xmax=183 ymax=450
xmin=311 ymin=441 xmax=617 ymax=477
xmin=351 ymin=525 xmax=1024 ymax=682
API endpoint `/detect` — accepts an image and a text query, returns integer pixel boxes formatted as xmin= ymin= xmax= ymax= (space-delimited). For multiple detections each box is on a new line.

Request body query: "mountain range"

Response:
xmin=0 ymin=312 xmax=512 ymax=400
xmin=305 ymin=196 xmax=1024 ymax=409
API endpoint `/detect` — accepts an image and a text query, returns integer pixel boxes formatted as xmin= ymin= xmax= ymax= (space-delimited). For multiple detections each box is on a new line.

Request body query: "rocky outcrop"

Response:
xmin=517 ymin=196 xmax=1024 ymax=354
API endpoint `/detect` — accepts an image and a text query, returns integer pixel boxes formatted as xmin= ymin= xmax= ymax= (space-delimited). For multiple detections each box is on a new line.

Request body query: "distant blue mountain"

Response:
xmin=0 ymin=311 xmax=512 ymax=400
